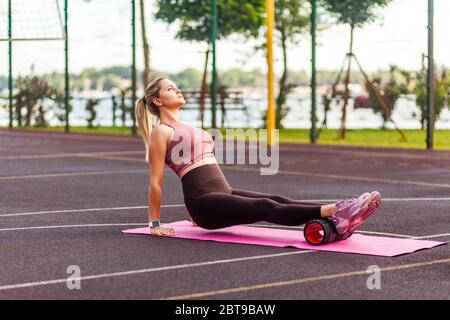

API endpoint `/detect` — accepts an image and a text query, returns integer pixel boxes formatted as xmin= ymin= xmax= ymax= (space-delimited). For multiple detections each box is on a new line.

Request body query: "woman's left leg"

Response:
xmin=231 ymin=188 xmax=327 ymax=206
xmin=186 ymin=191 xmax=323 ymax=230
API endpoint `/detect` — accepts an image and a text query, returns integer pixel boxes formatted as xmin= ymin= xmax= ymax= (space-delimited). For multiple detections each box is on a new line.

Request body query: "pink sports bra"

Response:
xmin=160 ymin=120 xmax=215 ymax=177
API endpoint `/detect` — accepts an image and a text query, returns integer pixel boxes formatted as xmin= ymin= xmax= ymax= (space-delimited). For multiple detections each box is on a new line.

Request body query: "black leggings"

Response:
xmin=181 ymin=164 xmax=324 ymax=230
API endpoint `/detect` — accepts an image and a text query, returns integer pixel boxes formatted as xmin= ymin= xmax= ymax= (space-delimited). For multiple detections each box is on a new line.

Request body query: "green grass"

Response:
xmin=2 ymin=125 xmax=449 ymax=151
xmin=276 ymin=128 xmax=450 ymax=151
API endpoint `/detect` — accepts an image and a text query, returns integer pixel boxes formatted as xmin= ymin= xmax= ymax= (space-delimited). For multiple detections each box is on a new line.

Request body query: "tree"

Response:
xmin=320 ymin=0 xmax=392 ymax=138
xmin=365 ymin=65 xmax=413 ymax=129
xmin=155 ymin=0 xmax=265 ymax=127
xmin=140 ymin=0 xmax=152 ymax=86
xmin=13 ymin=69 xmax=73 ymax=127
xmin=85 ymin=98 xmax=100 ymax=128
xmin=14 ymin=74 xmax=51 ymax=127
xmin=47 ymin=87 xmax=73 ymax=127
xmin=415 ymin=67 xmax=450 ymax=129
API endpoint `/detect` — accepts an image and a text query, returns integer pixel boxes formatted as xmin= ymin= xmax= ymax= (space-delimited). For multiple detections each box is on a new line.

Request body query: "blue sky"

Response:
xmin=1 ymin=0 xmax=449 ymax=77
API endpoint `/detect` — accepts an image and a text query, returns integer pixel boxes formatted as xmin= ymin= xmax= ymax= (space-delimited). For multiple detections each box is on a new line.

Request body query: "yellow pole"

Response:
xmin=265 ymin=0 xmax=276 ymax=146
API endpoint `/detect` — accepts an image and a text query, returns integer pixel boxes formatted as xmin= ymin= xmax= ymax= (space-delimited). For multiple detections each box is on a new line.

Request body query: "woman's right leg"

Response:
xmin=231 ymin=188 xmax=328 ymax=206
xmin=186 ymin=191 xmax=323 ymax=230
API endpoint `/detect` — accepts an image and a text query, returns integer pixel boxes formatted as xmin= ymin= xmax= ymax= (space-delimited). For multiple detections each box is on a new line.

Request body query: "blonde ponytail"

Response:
xmin=134 ymin=77 xmax=167 ymax=163
xmin=135 ymin=98 xmax=153 ymax=163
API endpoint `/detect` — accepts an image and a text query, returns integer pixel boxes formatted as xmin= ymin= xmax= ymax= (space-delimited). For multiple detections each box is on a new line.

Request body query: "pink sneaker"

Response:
xmin=347 ymin=191 xmax=382 ymax=234
xmin=327 ymin=192 xmax=372 ymax=235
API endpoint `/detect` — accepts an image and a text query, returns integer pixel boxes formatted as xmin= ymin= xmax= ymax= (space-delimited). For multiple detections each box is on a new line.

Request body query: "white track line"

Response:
xmin=2 ymin=157 xmax=450 ymax=189
xmin=248 ymin=226 xmax=449 ymax=240
xmin=1 ymin=221 xmax=447 ymax=240
xmin=2 ymin=198 xmax=449 ymax=218
xmin=1 ymin=146 xmax=448 ymax=163
xmin=0 ymin=223 xmax=447 ymax=292
xmin=0 ymin=208 xmax=418 ymax=238
xmin=2 ymin=129 xmax=448 ymax=161
xmin=0 ymin=223 xmax=147 ymax=232
xmin=279 ymin=146 xmax=450 ymax=161
xmin=0 ymin=130 xmax=140 ymax=143
xmin=223 ymin=166 xmax=450 ymax=189
xmin=376 ymin=198 xmax=450 ymax=201
xmin=0 ymin=205 xmax=184 ymax=218
xmin=0 ymin=222 xmax=412 ymax=239
xmin=0 ymin=151 xmax=143 ymax=160
xmin=245 ymin=197 xmax=450 ymax=202
xmin=412 ymin=234 xmax=450 ymax=240
xmin=249 ymin=224 xmax=416 ymax=238
xmin=0 ymin=250 xmax=315 ymax=291
xmin=0 ymin=169 xmax=148 ymax=180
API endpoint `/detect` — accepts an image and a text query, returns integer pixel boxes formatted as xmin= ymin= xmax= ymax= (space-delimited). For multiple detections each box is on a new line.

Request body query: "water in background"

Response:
xmin=1 ymin=88 xmax=449 ymax=129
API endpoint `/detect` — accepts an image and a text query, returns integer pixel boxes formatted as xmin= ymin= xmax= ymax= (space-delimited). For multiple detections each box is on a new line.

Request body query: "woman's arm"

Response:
xmin=148 ymin=126 xmax=175 ymax=236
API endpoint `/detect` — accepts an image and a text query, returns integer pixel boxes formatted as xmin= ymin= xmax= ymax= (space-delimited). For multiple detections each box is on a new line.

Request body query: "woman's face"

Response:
xmin=155 ymin=79 xmax=185 ymax=109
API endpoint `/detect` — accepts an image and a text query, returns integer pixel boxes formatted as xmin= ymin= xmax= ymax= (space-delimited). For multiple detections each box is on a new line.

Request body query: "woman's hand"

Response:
xmin=150 ymin=226 xmax=176 ymax=236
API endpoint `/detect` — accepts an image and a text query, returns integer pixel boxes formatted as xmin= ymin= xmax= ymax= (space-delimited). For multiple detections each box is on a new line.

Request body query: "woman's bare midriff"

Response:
xmin=179 ymin=157 xmax=218 ymax=179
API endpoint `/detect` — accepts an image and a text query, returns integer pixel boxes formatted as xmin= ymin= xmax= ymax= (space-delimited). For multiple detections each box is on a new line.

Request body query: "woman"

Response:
xmin=135 ymin=77 xmax=382 ymax=237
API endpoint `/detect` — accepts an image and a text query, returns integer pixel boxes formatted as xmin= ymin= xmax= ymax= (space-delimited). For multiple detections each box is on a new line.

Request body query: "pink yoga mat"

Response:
xmin=122 ymin=220 xmax=446 ymax=257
